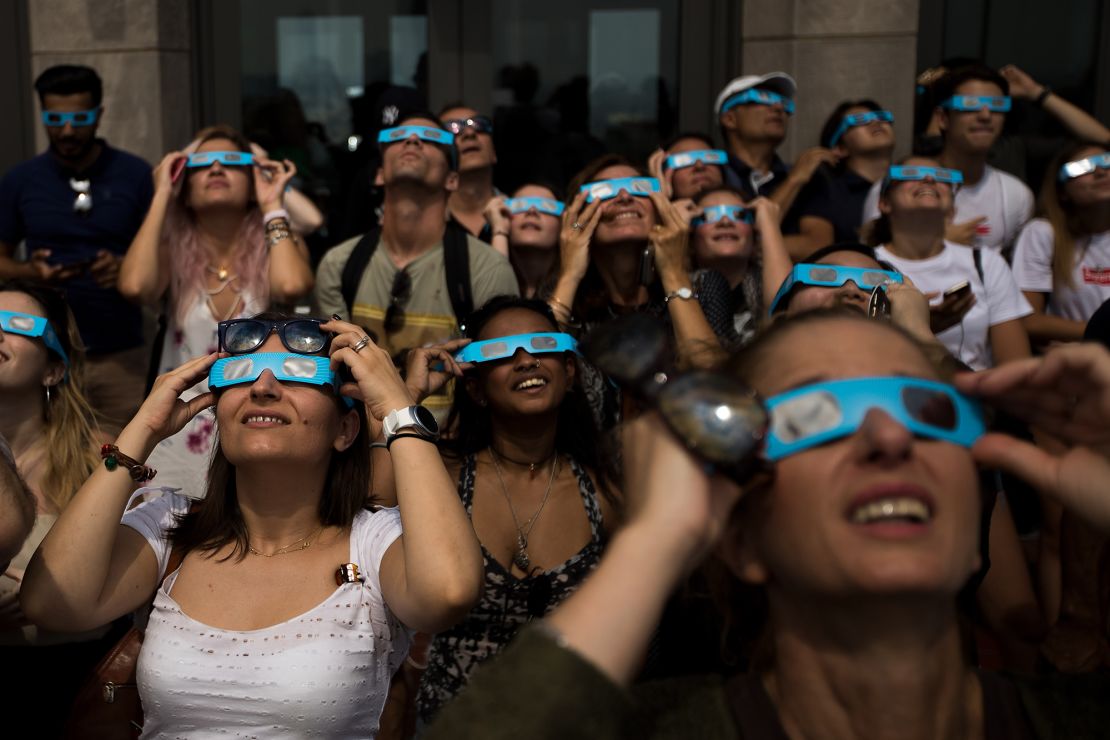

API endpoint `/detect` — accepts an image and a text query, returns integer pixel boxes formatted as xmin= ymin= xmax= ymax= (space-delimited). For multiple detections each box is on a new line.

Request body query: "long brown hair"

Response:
xmin=169 ymin=312 xmax=372 ymax=560
xmin=0 ymin=281 xmax=99 ymax=511
xmin=1039 ymin=141 xmax=1107 ymax=290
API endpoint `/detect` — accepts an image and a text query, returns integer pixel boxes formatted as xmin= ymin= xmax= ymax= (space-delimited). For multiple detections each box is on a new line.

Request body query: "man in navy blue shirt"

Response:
xmin=0 ymin=65 xmax=152 ymax=433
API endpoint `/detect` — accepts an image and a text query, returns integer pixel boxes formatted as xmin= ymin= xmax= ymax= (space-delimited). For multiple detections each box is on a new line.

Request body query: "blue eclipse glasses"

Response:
xmin=720 ymin=89 xmax=795 ymax=115
xmin=880 ymin=165 xmax=964 ymax=194
xmin=454 ymin=332 xmax=579 ymax=364
xmin=507 ymin=197 xmax=565 ymax=217
xmin=664 ymin=149 xmax=728 ymax=170
xmin=941 ymin=95 xmax=1012 ymax=113
xmin=769 ymin=264 xmax=903 ymax=315
xmin=828 ymin=110 xmax=894 ymax=147
xmin=692 ymin=204 xmax=753 ymax=227
xmin=42 ymin=109 xmax=100 ymax=127
xmin=580 ymin=177 xmax=661 ymax=203
xmin=208 ymin=352 xmax=353 ymax=407
xmin=1059 ymin=152 xmax=1110 ymax=181
xmin=186 ymin=151 xmax=254 ymax=168
xmin=377 ymin=125 xmax=455 ymax=147
xmin=764 ymin=376 xmax=985 ymax=461
xmin=0 ymin=310 xmax=69 ymax=370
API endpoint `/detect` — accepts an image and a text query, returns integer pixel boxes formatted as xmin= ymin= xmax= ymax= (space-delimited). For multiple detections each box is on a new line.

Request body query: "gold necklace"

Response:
xmin=248 ymin=526 xmax=324 ymax=557
xmin=488 ymin=447 xmax=558 ymax=573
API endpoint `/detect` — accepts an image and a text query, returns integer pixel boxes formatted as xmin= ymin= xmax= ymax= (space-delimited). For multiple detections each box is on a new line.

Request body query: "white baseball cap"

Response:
xmin=715 ymin=72 xmax=798 ymax=115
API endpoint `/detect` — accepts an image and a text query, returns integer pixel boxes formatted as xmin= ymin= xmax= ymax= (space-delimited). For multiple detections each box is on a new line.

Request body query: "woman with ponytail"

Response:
xmin=0 ymin=279 xmax=106 ymax=737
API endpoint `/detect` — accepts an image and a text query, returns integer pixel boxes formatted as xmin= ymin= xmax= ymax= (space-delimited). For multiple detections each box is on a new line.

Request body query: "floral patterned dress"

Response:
xmin=144 ymin=290 xmax=263 ymax=498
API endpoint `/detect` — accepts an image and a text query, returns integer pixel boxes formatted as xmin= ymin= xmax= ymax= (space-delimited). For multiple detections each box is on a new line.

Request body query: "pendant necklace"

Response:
xmin=248 ymin=526 xmax=324 ymax=557
xmin=489 ymin=446 xmax=558 ymax=573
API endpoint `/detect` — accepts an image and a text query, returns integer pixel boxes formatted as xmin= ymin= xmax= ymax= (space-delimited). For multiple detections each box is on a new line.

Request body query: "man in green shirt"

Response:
xmin=314 ymin=112 xmax=519 ymax=416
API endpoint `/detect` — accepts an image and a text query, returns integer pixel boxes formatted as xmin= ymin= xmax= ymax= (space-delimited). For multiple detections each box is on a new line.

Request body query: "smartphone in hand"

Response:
xmin=943 ymin=281 xmax=971 ymax=301
xmin=170 ymin=156 xmax=188 ymax=184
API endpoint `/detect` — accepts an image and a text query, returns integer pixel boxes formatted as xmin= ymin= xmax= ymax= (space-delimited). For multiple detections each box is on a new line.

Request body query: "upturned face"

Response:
xmin=590 ymin=164 xmax=658 ymax=245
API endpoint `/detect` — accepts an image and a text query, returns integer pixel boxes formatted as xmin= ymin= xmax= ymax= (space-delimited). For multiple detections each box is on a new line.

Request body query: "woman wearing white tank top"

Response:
xmin=21 ymin=316 xmax=483 ymax=738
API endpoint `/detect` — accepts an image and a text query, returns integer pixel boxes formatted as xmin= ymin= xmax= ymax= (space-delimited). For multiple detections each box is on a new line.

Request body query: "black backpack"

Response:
xmin=339 ymin=220 xmax=474 ymax=327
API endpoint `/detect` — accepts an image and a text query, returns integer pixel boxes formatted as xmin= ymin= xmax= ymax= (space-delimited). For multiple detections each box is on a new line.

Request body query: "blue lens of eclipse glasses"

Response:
xmin=41 ymin=109 xmax=99 ymax=127
xmin=186 ymin=151 xmax=254 ymax=168
xmin=455 ymin=332 xmax=579 ymax=364
xmin=881 ymin=165 xmax=964 ymax=194
xmin=941 ymin=95 xmax=1012 ymax=113
xmin=769 ymin=264 xmax=903 ymax=315
xmin=720 ymin=89 xmax=796 ymax=115
xmin=1059 ymin=152 xmax=1110 ymax=181
xmin=580 ymin=177 xmax=661 ymax=203
xmin=828 ymin=110 xmax=894 ymax=147
xmin=763 ymin=376 xmax=985 ymax=461
xmin=208 ymin=352 xmax=353 ymax=407
xmin=692 ymin=204 xmax=753 ymax=227
xmin=377 ymin=125 xmax=456 ymax=146
xmin=0 ymin=310 xmax=69 ymax=371
xmin=664 ymin=149 xmax=728 ymax=170
xmin=507 ymin=197 xmax=565 ymax=217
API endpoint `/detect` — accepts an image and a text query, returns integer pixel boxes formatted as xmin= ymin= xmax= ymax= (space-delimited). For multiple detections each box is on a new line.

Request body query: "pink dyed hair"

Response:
xmin=165 ymin=125 xmax=269 ymax=324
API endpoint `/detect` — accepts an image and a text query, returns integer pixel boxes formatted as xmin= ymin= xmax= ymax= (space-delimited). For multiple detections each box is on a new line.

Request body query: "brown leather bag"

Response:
xmin=61 ymin=545 xmax=187 ymax=740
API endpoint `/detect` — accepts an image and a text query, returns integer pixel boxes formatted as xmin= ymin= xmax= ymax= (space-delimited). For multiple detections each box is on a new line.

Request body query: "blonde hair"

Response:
xmin=1040 ymin=142 xmax=1105 ymax=290
xmin=1 ymin=282 xmax=99 ymax=511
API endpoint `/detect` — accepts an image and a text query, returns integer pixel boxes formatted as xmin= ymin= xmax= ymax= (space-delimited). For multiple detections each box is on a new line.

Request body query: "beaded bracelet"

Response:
xmin=264 ymin=217 xmax=291 ymax=233
xmin=100 ymin=444 xmax=157 ymax=482
xmin=265 ymin=229 xmax=292 ymax=248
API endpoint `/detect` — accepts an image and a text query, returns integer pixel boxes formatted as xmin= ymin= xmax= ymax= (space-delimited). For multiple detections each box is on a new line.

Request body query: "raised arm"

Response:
xmin=649 ymin=191 xmax=724 ymax=368
xmin=1001 ymin=65 xmax=1110 ymax=146
xmin=956 ymin=343 xmax=1110 ymax=533
xmin=254 ymin=158 xmax=315 ymax=303
xmin=750 ymin=197 xmax=794 ymax=316
xmin=20 ymin=353 xmax=222 ymax=631
xmin=324 ymin=320 xmax=483 ymax=633
xmin=547 ymin=191 xmax=602 ymax=329
xmin=118 ymin=152 xmax=180 ymax=307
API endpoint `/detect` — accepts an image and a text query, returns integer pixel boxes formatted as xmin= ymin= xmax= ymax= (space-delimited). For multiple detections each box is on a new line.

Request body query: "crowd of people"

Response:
xmin=1 ymin=58 xmax=1110 ymax=738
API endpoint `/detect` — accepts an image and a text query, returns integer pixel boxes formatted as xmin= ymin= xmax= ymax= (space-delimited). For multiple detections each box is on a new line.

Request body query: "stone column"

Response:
xmin=741 ymin=0 xmax=920 ymax=161
xmin=27 ymin=0 xmax=194 ymax=165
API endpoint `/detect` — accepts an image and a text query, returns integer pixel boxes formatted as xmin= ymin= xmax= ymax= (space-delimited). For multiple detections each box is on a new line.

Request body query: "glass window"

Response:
xmin=490 ymin=0 xmax=680 ymax=195
xmin=238 ymin=0 xmax=428 ymax=246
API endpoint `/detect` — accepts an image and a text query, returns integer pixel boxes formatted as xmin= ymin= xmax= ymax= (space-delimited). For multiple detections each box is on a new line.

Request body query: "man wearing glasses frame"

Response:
xmin=314 ymin=111 xmax=518 ymax=420
xmin=439 ymin=103 xmax=501 ymax=242
xmin=0 ymin=64 xmax=153 ymax=434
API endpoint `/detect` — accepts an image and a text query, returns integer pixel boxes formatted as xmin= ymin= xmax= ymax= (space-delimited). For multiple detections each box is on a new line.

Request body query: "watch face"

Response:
xmin=414 ymin=405 xmax=439 ymax=434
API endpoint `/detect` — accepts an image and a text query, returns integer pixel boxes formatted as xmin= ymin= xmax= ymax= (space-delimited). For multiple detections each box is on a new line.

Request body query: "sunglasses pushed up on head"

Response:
xmin=580 ymin=314 xmax=985 ymax=482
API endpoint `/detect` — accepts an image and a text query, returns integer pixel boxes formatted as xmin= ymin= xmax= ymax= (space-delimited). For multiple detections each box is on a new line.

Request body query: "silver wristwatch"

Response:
xmin=383 ymin=405 xmax=440 ymax=441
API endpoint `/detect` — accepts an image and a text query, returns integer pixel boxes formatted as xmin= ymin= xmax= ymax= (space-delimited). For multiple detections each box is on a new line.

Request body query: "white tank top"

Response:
xmin=121 ymin=489 xmax=410 ymax=739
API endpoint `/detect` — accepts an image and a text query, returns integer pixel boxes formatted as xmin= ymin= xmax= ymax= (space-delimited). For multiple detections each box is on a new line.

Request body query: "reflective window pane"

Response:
xmin=491 ymin=0 xmax=679 ymax=194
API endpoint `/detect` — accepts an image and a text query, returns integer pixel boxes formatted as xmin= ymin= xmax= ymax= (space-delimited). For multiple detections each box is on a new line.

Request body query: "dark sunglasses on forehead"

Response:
xmin=444 ymin=116 xmax=494 ymax=135
xmin=218 ymin=318 xmax=331 ymax=355
xmin=383 ymin=269 xmax=412 ymax=335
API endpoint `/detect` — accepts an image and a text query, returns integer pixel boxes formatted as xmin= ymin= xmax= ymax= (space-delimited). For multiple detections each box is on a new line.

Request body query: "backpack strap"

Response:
xmin=340 ymin=226 xmax=383 ymax=318
xmin=342 ymin=222 xmax=472 ymax=327
xmin=442 ymin=221 xmax=474 ymax=326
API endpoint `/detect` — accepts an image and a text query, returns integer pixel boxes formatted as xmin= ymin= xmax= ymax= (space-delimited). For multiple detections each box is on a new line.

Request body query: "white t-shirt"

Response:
xmin=862 ymin=165 xmax=1034 ymax=252
xmin=121 ymin=489 xmax=409 ymax=739
xmin=875 ymin=243 xmax=1032 ymax=370
xmin=1012 ymin=218 xmax=1110 ymax=323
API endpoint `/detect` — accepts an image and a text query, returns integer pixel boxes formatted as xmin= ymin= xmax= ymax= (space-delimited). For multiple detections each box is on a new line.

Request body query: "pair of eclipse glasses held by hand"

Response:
xmin=578 ymin=314 xmax=986 ymax=485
